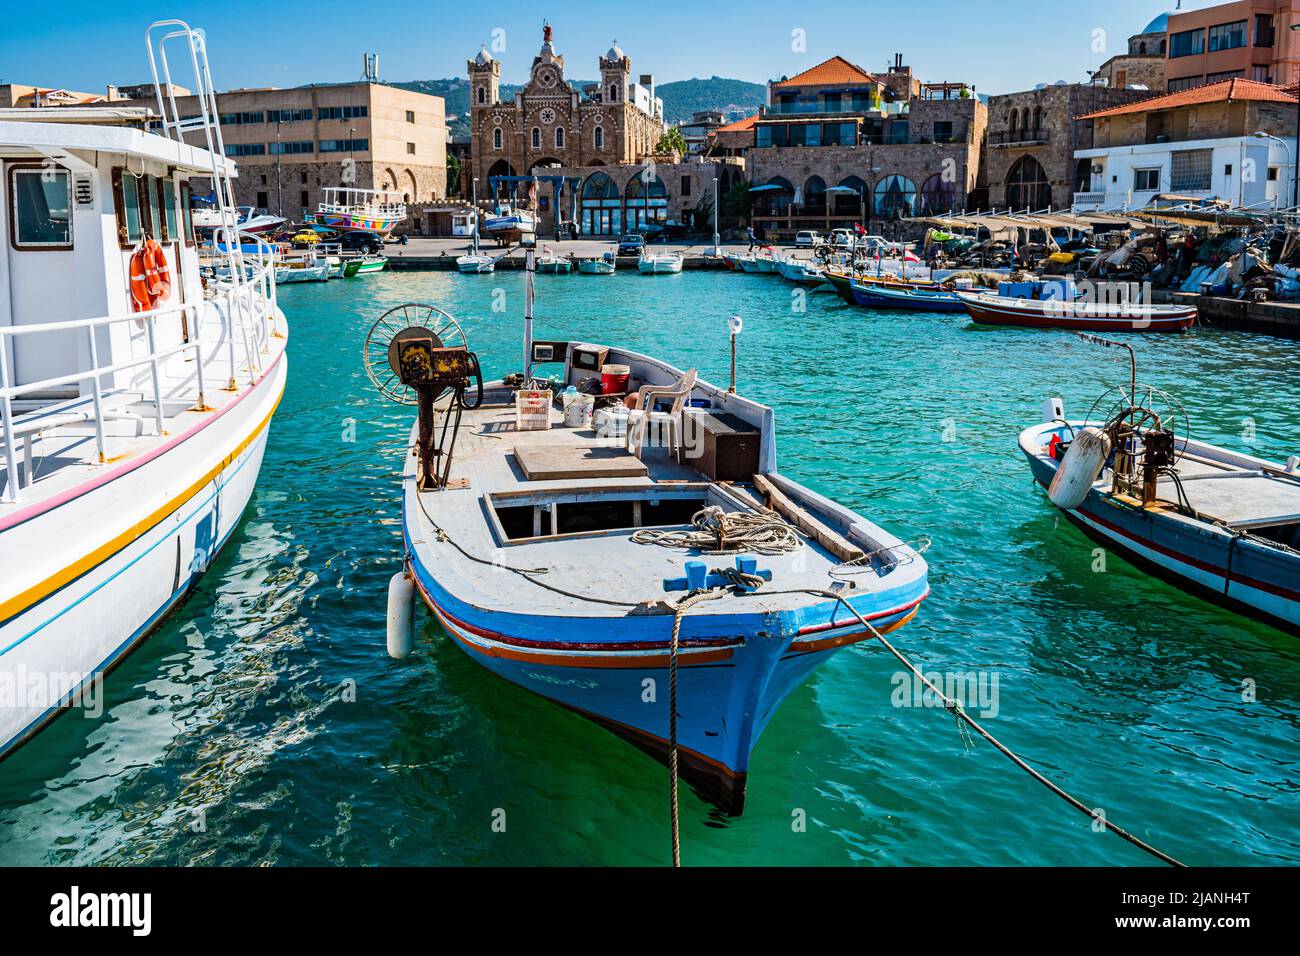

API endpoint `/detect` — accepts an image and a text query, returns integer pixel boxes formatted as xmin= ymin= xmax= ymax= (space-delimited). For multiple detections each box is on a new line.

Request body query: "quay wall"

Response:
xmin=1153 ymin=289 xmax=1300 ymax=340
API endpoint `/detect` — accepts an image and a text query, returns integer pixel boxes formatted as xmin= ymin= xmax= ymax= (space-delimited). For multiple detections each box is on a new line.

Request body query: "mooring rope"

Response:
xmin=669 ymin=586 xmax=728 ymax=868
xmin=750 ymin=586 xmax=1185 ymax=867
xmin=632 ymin=505 xmax=804 ymax=555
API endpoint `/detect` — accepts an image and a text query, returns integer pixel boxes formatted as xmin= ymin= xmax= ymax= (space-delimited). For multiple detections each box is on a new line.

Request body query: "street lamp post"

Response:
xmin=711 ymin=171 xmax=721 ymax=256
xmin=275 ymin=119 xmax=282 ymax=218
xmin=1291 ymin=23 xmax=1300 ymax=211
xmin=1252 ymin=131 xmax=1294 ymax=208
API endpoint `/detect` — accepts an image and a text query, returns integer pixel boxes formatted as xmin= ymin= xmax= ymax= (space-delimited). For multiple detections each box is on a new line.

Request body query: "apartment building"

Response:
xmin=125 ymin=80 xmax=447 ymax=219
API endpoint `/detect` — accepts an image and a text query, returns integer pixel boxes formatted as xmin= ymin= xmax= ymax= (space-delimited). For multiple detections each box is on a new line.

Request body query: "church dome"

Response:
xmin=1140 ymin=12 xmax=1171 ymax=35
xmin=605 ymin=42 xmax=624 ymax=61
xmin=474 ymin=46 xmax=494 ymax=66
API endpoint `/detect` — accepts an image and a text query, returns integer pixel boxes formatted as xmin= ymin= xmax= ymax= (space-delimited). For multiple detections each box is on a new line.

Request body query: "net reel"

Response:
xmin=363 ymin=304 xmax=484 ymax=491
xmin=1077 ymin=333 xmax=1189 ymax=506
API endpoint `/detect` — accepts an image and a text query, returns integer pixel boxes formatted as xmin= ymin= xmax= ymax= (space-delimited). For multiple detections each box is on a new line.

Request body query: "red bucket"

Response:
xmin=600 ymin=364 xmax=630 ymax=394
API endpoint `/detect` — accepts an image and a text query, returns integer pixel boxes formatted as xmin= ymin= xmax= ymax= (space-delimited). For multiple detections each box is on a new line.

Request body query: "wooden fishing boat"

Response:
xmin=373 ymin=258 xmax=930 ymax=813
xmin=577 ymin=254 xmax=616 ymax=275
xmin=536 ymin=255 xmax=572 ymax=274
xmin=344 ymin=255 xmax=389 ymax=277
xmin=305 ymin=187 xmax=406 ymax=237
xmin=776 ymin=257 xmax=827 ymax=286
xmin=638 ymin=252 xmax=683 ymax=274
xmin=1021 ymin=336 xmax=1299 ymax=635
xmin=456 ymin=254 xmax=495 ymax=274
xmin=957 ymin=289 xmax=1196 ymax=332
xmin=821 ymin=267 xmax=858 ymax=304
xmin=850 ymin=278 xmax=966 ymax=312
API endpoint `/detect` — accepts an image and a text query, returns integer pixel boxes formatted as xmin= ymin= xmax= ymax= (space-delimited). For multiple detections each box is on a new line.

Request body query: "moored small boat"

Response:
xmin=536 ymin=254 xmax=572 ymax=274
xmin=776 ymin=257 xmax=827 ymax=286
xmin=958 ymin=287 xmax=1197 ymax=332
xmin=344 ymin=254 xmax=389 ymax=277
xmin=577 ymin=254 xmax=616 ymax=275
xmin=1020 ymin=338 xmax=1299 ymax=635
xmin=638 ymin=252 xmax=683 ymax=274
xmin=275 ymin=260 xmax=331 ymax=283
xmin=457 ymin=254 xmax=496 ymax=274
xmin=372 ymin=254 xmax=930 ymax=814
xmin=850 ymin=278 xmax=966 ymax=312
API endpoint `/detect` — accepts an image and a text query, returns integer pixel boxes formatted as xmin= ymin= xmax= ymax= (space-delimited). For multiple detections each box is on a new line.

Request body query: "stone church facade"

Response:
xmin=467 ymin=24 xmax=665 ymax=220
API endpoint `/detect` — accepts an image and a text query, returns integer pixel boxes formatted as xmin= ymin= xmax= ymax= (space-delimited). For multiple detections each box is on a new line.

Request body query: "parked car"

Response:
xmin=794 ymin=230 xmax=821 ymax=248
xmin=643 ymin=221 xmax=689 ymax=241
xmin=617 ymin=233 xmax=645 ymax=256
xmin=339 ymin=231 xmax=383 ymax=255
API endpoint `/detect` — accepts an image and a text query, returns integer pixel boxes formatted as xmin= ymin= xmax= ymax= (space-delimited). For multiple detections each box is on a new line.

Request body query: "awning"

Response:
xmin=825 ymin=185 xmax=863 ymax=193
xmin=748 ymin=184 xmax=787 ymax=192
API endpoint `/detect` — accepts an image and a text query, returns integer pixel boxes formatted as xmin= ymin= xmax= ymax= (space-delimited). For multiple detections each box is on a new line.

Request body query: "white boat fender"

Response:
xmin=1048 ymin=426 xmax=1111 ymax=511
xmin=387 ymin=571 xmax=415 ymax=659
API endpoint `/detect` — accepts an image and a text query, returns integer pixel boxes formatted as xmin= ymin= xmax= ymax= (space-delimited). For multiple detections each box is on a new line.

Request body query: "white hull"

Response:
xmin=275 ymin=262 xmax=330 ymax=283
xmin=638 ymin=255 xmax=683 ymax=274
xmin=0 ymin=354 xmax=287 ymax=758
xmin=457 ymin=255 xmax=495 ymax=273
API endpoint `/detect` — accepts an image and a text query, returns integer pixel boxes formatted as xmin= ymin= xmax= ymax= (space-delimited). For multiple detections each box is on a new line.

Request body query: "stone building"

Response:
xmin=1095 ymin=15 xmax=1169 ymax=92
xmin=125 ymin=80 xmax=447 ymax=221
xmin=706 ymin=114 xmax=756 ymax=160
xmin=745 ymin=56 xmax=986 ymax=239
xmin=985 ymin=83 xmax=1150 ymax=210
xmin=466 ymin=22 xmax=666 ymax=217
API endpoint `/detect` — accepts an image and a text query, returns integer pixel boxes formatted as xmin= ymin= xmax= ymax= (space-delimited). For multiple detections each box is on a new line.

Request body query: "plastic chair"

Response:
xmin=626 ymin=368 xmax=697 ymax=460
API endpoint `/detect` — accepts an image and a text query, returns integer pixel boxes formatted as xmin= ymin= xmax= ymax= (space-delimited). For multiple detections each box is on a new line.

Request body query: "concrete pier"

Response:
xmin=1152 ymin=289 xmax=1300 ymax=340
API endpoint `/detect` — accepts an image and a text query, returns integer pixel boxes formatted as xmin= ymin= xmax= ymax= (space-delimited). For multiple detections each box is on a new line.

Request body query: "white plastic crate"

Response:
xmin=515 ymin=389 xmax=552 ymax=431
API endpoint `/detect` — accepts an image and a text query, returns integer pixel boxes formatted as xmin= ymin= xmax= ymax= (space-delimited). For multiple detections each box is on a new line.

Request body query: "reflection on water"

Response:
xmin=1 ymin=271 xmax=1297 ymax=867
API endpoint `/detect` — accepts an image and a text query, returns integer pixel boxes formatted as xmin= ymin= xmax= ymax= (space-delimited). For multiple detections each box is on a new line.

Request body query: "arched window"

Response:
xmin=1021 ymin=108 xmax=1031 ymax=132
xmin=594 ymin=126 xmax=604 ymax=149
xmin=1006 ymin=155 xmax=1051 ymax=209
xmin=580 ymin=171 xmax=620 ymax=235
xmin=477 ymin=87 xmax=486 ymax=105
xmin=625 ymin=170 xmax=668 ymax=230
xmin=1032 ymin=107 xmax=1042 ymax=132
xmin=555 ymin=126 xmax=565 ymax=149
xmin=803 ymin=175 xmax=827 ymax=214
xmin=754 ymin=176 xmax=793 ymax=217
xmin=919 ymin=173 xmax=957 ymax=215
xmin=493 ymin=128 xmax=502 ymax=149
xmin=834 ymin=175 xmax=867 ymax=215
xmin=1010 ymin=111 xmax=1019 ymax=133
xmin=531 ymin=127 xmax=540 ymax=149
xmin=1138 ymin=41 xmax=1146 ymax=54
xmin=609 ymin=83 xmax=619 ymax=102
xmin=873 ymin=174 xmax=917 ymax=219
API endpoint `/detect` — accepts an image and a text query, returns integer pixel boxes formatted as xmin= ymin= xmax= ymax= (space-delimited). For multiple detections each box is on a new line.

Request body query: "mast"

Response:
xmin=523 ymin=245 xmax=535 ymax=381
xmin=471 ymin=177 xmax=480 ymax=255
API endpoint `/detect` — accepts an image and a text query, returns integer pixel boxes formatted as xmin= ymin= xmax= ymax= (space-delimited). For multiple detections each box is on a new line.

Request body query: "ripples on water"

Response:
xmin=1 ymin=271 xmax=1297 ymax=866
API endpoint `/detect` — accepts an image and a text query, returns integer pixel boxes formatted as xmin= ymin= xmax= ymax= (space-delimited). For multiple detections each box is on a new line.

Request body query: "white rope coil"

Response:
xmin=631 ymin=506 xmax=803 ymax=555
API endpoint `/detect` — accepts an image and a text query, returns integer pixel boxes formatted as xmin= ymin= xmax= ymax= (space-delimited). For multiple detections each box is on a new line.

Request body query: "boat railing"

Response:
xmin=0 ymin=302 xmax=208 ymax=504
xmin=315 ymin=201 xmax=408 ymax=220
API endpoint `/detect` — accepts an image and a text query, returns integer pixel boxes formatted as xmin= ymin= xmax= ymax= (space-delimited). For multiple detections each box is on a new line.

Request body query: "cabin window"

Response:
xmin=161 ymin=178 xmax=178 ymax=241
xmin=143 ymin=174 xmax=162 ymax=239
xmin=112 ymin=167 xmax=144 ymax=247
xmin=178 ymin=181 xmax=195 ymax=247
xmin=9 ymin=165 xmax=73 ymax=249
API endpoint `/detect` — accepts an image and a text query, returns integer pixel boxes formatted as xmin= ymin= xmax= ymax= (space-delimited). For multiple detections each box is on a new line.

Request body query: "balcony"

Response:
xmin=990 ymin=129 xmax=1050 ymax=147
xmin=1072 ymin=190 xmax=1106 ymax=210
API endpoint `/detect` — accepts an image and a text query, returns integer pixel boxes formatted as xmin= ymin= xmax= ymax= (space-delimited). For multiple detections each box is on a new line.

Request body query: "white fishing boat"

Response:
xmin=776 ymin=257 xmax=826 ymax=285
xmin=0 ymin=20 xmax=289 ymax=760
xmin=577 ymin=253 xmax=616 ymax=275
xmin=373 ymin=254 xmax=929 ymax=814
xmin=457 ymin=177 xmax=496 ymax=273
xmin=638 ymin=251 xmax=683 ymax=274
xmin=275 ymin=260 xmax=330 ymax=283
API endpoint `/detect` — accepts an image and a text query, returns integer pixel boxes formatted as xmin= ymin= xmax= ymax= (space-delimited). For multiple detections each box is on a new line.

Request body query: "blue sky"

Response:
xmin=1 ymin=1 xmax=1196 ymax=97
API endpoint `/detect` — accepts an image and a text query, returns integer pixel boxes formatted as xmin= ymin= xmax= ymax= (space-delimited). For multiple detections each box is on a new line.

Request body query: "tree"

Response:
xmin=446 ymin=153 xmax=461 ymax=198
xmin=656 ymin=127 xmax=688 ymax=158
xmin=721 ymin=176 xmax=751 ymax=224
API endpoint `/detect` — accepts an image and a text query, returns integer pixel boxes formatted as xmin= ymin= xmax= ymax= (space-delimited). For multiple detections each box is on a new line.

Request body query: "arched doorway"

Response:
xmin=803 ymin=175 xmax=827 ymax=215
xmin=873 ymin=174 xmax=917 ymax=219
xmin=625 ymin=170 xmax=667 ymax=231
xmin=1006 ymin=155 xmax=1051 ymax=209
xmin=834 ymin=175 xmax=866 ymax=217
xmin=919 ymin=173 xmax=957 ymax=215
xmin=581 ymin=171 xmax=620 ymax=236
xmin=754 ymin=176 xmax=793 ymax=218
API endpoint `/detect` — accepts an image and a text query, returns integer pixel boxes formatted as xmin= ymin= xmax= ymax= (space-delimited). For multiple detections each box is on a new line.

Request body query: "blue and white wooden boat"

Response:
xmin=0 ymin=20 xmax=289 ymax=760
xmin=377 ymin=264 xmax=929 ymax=814
xmin=482 ymin=207 xmax=537 ymax=237
xmin=1020 ymin=343 xmax=1299 ymax=636
xmin=850 ymin=277 xmax=966 ymax=312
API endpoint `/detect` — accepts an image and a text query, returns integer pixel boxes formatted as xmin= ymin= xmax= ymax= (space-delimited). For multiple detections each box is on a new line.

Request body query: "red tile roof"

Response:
xmin=1077 ymin=77 xmax=1298 ymax=120
xmin=714 ymin=114 xmax=757 ymax=133
xmin=774 ymin=56 xmax=876 ymax=89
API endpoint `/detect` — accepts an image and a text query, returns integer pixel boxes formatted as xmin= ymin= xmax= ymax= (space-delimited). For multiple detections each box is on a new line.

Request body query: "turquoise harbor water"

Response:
xmin=1 ymin=269 xmax=1298 ymax=866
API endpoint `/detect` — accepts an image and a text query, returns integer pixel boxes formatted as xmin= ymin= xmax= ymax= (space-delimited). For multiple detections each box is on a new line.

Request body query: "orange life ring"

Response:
xmin=143 ymin=238 xmax=171 ymax=304
xmin=129 ymin=246 xmax=153 ymax=312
